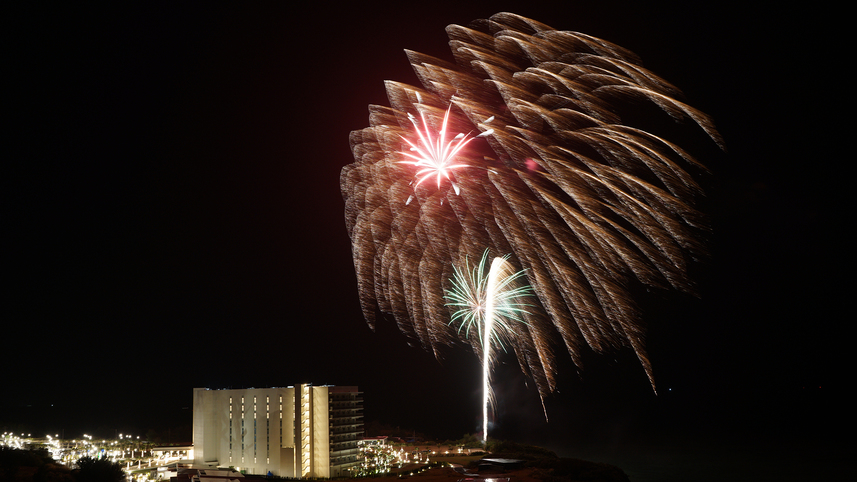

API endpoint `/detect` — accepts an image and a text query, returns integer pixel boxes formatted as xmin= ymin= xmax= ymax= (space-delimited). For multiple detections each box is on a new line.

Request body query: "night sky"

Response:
xmin=6 ymin=2 xmax=849 ymax=480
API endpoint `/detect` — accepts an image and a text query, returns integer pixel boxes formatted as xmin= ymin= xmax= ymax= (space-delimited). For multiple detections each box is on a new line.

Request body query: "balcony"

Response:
xmin=330 ymin=415 xmax=364 ymax=424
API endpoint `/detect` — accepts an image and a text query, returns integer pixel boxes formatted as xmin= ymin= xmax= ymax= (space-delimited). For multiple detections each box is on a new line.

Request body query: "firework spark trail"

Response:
xmin=342 ymin=13 xmax=722 ymax=403
xmin=445 ymin=251 xmax=533 ymax=443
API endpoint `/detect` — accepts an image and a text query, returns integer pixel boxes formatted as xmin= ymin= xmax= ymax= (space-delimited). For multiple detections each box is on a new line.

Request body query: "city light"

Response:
xmin=1 ymin=432 xmax=186 ymax=481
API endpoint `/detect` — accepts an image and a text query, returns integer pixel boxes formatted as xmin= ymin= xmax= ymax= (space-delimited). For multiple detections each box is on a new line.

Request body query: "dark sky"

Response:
xmin=6 ymin=1 xmax=849 ymax=479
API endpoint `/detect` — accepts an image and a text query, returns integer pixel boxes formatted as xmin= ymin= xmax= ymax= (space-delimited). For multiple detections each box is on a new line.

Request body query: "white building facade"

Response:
xmin=192 ymin=385 xmax=363 ymax=477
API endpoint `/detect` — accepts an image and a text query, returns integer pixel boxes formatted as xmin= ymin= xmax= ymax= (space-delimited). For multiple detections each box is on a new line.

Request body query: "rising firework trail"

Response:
xmin=445 ymin=250 xmax=533 ymax=443
xmin=342 ymin=13 xmax=723 ymax=409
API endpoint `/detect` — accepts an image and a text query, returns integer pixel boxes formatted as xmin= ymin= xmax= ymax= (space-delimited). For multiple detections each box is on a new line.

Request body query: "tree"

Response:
xmin=73 ymin=457 xmax=124 ymax=482
xmin=0 ymin=447 xmax=72 ymax=482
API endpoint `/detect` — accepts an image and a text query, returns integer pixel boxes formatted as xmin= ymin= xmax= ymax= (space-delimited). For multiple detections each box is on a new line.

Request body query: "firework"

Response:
xmin=342 ymin=13 xmax=722 ymax=403
xmin=399 ymin=101 xmax=493 ymax=197
xmin=445 ymin=250 xmax=533 ymax=442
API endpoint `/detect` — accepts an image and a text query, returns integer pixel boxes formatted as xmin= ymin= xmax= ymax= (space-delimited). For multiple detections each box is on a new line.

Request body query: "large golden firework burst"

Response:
xmin=341 ymin=12 xmax=723 ymax=401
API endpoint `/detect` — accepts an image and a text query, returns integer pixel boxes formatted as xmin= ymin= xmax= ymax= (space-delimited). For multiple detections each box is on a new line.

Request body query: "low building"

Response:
xmin=192 ymin=385 xmax=363 ymax=477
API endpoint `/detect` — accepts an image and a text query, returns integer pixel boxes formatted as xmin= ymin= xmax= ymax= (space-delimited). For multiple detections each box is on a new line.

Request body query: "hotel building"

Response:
xmin=192 ymin=385 xmax=363 ymax=477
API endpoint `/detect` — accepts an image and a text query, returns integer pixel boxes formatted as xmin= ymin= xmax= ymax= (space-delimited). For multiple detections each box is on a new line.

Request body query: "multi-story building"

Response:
xmin=192 ymin=385 xmax=363 ymax=477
